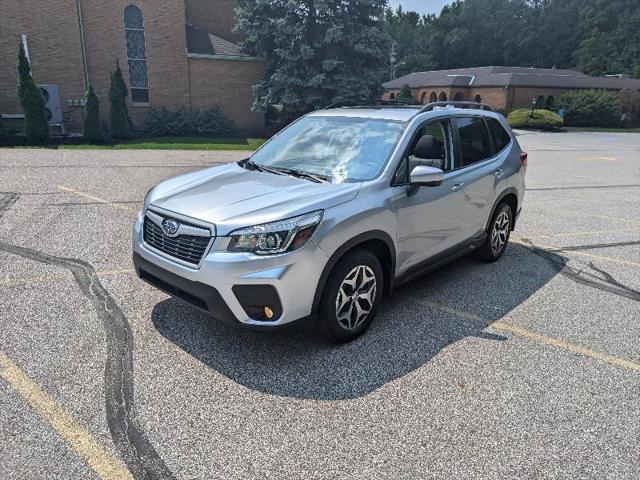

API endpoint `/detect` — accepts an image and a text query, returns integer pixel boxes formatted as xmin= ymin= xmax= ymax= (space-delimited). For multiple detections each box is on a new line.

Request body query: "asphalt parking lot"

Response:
xmin=0 ymin=131 xmax=639 ymax=479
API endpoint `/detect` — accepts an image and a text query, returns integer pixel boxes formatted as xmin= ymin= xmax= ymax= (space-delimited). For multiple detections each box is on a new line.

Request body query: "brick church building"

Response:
xmin=383 ymin=66 xmax=640 ymax=118
xmin=0 ymin=0 xmax=264 ymax=134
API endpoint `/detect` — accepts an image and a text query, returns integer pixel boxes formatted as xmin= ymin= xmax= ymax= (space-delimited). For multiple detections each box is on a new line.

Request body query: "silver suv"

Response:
xmin=133 ymin=101 xmax=527 ymax=342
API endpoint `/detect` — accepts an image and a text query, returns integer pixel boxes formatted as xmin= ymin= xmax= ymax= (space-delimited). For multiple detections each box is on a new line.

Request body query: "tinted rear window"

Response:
xmin=487 ymin=118 xmax=512 ymax=152
xmin=454 ymin=117 xmax=492 ymax=167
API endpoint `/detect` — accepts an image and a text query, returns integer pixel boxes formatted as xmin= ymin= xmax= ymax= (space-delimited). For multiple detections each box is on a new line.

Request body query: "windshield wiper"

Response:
xmin=238 ymin=158 xmax=263 ymax=171
xmin=239 ymin=159 xmax=331 ymax=183
xmin=269 ymin=167 xmax=331 ymax=184
xmin=239 ymin=159 xmax=289 ymax=177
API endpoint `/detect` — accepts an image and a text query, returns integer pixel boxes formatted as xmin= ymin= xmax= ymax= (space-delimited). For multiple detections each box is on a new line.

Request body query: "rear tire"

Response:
xmin=475 ymin=203 xmax=513 ymax=262
xmin=318 ymin=249 xmax=383 ymax=343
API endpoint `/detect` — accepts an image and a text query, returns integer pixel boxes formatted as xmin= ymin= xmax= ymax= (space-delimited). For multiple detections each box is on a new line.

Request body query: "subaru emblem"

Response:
xmin=162 ymin=219 xmax=180 ymax=236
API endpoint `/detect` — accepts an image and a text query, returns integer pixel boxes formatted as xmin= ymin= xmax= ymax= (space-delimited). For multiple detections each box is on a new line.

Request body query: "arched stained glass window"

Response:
xmin=124 ymin=6 xmax=149 ymax=104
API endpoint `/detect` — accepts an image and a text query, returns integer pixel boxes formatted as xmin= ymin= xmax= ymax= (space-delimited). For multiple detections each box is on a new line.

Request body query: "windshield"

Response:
xmin=250 ymin=116 xmax=406 ymax=183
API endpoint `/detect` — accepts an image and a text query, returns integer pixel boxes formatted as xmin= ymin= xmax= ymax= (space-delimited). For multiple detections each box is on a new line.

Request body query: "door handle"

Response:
xmin=495 ymin=168 xmax=504 ymax=179
xmin=451 ymin=183 xmax=465 ymax=192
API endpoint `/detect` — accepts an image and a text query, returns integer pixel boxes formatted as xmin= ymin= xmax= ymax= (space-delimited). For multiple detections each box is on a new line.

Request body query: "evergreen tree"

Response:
xmin=235 ymin=0 xmax=389 ymax=120
xmin=83 ymin=85 xmax=103 ymax=143
xmin=17 ymin=42 xmax=49 ymax=144
xmin=109 ymin=61 xmax=132 ymax=139
xmin=397 ymin=84 xmax=414 ymax=101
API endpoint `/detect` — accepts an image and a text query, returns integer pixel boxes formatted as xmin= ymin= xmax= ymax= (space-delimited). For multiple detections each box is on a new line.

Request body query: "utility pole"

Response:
xmin=389 ymin=41 xmax=397 ymax=81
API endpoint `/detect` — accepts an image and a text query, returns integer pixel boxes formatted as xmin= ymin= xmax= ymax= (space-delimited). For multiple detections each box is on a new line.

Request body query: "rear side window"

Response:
xmin=487 ymin=118 xmax=512 ymax=153
xmin=454 ymin=117 xmax=492 ymax=167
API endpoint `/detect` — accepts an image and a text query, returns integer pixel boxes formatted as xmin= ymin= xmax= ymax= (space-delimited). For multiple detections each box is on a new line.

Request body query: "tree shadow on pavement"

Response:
xmin=152 ymin=243 xmax=558 ymax=400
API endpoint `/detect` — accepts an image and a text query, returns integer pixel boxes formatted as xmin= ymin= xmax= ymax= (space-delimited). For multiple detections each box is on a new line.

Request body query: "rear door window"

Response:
xmin=453 ymin=117 xmax=493 ymax=168
xmin=487 ymin=118 xmax=512 ymax=153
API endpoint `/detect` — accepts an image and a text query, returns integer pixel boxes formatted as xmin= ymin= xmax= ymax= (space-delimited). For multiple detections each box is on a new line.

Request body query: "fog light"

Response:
xmin=264 ymin=306 xmax=274 ymax=319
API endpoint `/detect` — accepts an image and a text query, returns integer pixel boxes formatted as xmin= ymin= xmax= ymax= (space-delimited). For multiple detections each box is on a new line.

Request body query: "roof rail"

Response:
xmin=323 ymin=99 xmax=420 ymax=109
xmin=419 ymin=101 xmax=492 ymax=113
xmin=323 ymin=99 xmax=369 ymax=109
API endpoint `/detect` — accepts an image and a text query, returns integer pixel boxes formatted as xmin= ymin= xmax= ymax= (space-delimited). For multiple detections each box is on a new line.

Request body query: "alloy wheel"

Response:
xmin=335 ymin=265 xmax=377 ymax=331
xmin=491 ymin=211 xmax=510 ymax=255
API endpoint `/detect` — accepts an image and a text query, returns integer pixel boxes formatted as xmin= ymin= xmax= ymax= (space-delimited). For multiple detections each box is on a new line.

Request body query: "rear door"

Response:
xmin=448 ymin=116 xmax=503 ymax=240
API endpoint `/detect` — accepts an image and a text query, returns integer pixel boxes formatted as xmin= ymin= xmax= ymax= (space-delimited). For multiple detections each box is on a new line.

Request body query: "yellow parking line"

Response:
xmin=491 ymin=322 xmax=640 ymax=372
xmin=407 ymin=297 xmax=640 ymax=373
xmin=511 ymin=236 xmax=640 ymax=269
xmin=578 ymin=156 xmax=617 ymax=162
xmin=580 ymin=212 xmax=640 ymax=226
xmin=56 ymin=186 xmax=138 ymax=213
xmin=0 ymin=352 xmax=134 ymax=480
xmin=0 ymin=269 xmax=135 ymax=287
xmin=550 ymin=228 xmax=636 ymax=238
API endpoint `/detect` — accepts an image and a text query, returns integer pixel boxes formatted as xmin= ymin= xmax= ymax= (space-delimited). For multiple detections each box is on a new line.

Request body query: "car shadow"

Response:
xmin=151 ymin=243 xmax=558 ymax=400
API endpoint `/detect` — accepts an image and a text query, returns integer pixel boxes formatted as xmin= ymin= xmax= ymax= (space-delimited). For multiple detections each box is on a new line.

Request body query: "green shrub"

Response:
xmin=109 ymin=61 xmax=132 ymax=139
xmin=83 ymin=85 xmax=104 ymax=143
xmin=0 ymin=116 xmax=8 ymax=143
xmin=17 ymin=43 xmax=49 ymax=144
xmin=143 ymin=107 xmax=233 ymax=137
xmin=395 ymin=84 xmax=421 ymax=104
xmin=508 ymin=109 xmax=563 ymax=130
xmin=397 ymin=84 xmax=413 ymax=100
xmin=558 ymin=90 xmax=619 ymax=127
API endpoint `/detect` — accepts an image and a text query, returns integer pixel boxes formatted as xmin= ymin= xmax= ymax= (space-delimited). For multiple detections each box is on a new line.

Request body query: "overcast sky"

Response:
xmin=388 ymin=0 xmax=451 ymax=16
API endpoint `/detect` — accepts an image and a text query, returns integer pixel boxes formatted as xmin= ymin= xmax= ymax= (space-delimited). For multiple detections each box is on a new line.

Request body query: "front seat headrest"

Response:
xmin=414 ymin=135 xmax=443 ymax=160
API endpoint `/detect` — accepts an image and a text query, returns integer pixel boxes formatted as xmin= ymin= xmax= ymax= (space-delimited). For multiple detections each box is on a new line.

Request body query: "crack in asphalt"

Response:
xmin=46 ymin=201 xmax=142 ymax=207
xmin=0 ymin=237 xmax=174 ymax=480
xmin=0 ymin=165 xmax=211 ymax=169
xmin=0 ymin=192 xmax=19 ymax=219
xmin=527 ymin=184 xmax=640 ymax=192
xmin=521 ymin=238 xmax=640 ymax=302
xmin=558 ymin=240 xmax=640 ymax=252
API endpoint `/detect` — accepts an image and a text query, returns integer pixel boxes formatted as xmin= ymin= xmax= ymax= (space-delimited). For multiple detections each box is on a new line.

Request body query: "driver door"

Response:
xmin=392 ymin=118 xmax=468 ymax=274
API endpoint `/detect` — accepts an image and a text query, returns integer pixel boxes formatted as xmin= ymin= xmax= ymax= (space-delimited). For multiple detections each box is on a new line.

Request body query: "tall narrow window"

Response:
xmin=124 ymin=6 xmax=149 ymax=104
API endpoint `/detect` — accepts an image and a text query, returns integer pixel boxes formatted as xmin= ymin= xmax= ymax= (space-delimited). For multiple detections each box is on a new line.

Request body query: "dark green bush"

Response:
xmin=143 ymin=107 xmax=233 ymax=137
xmin=109 ymin=61 xmax=132 ymax=139
xmin=0 ymin=116 xmax=8 ymax=143
xmin=83 ymin=85 xmax=104 ymax=143
xmin=397 ymin=84 xmax=413 ymax=100
xmin=558 ymin=90 xmax=619 ymax=127
xmin=17 ymin=43 xmax=49 ymax=144
xmin=508 ymin=109 xmax=564 ymax=130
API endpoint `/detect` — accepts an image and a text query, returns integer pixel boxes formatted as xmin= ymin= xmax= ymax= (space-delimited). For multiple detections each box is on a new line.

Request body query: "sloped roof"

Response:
xmin=383 ymin=66 xmax=640 ymax=90
xmin=186 ymin=23 xmax=249 ymax=57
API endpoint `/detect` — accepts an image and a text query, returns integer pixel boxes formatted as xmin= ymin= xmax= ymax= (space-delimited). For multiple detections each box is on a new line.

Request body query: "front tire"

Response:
xmin=475 ymin=203 xmax=513 ymax=262
xmin=318 ymin=249 xmax=383 ymax=343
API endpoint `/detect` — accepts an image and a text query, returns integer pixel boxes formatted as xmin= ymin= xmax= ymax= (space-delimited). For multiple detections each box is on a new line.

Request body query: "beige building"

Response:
xmin=383 ymin=66 xmax=640 ymax=117
xmin=0 ymin=0 xmax=264 ymax=134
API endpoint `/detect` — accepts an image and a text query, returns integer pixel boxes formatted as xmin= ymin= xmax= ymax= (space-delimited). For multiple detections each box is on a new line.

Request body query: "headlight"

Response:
xmin=143 ymin=187 xmax=155 ymax=211
xmin=227 ymin=211 xmax=323 ymax=255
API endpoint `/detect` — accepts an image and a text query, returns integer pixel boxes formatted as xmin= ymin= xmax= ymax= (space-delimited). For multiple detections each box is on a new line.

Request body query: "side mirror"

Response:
xmin=409 ymin=165 xmax=444 ymax=187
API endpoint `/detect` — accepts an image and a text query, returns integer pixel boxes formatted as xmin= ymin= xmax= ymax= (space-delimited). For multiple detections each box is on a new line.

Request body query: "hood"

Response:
xmin=147 ymin=163 xmax=360 ymax=235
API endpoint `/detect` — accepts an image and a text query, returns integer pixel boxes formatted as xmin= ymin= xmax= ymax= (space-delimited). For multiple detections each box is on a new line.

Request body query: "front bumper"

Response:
xmin=133 ymin=212 xmax=329 ymax=327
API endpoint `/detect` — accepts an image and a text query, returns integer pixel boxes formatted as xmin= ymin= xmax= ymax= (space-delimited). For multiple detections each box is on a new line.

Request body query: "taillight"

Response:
xmin=520 ymin=152 xmax=528 ymax=168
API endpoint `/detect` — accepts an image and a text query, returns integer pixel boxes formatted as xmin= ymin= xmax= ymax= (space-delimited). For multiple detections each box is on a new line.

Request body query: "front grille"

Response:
xmin=143 ymin=216 xmax=211 ymax=265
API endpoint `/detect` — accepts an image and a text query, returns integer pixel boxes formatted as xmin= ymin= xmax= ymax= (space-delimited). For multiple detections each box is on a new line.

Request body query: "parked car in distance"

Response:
xmin=133 ymin=101 xmax=527 ymax=342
